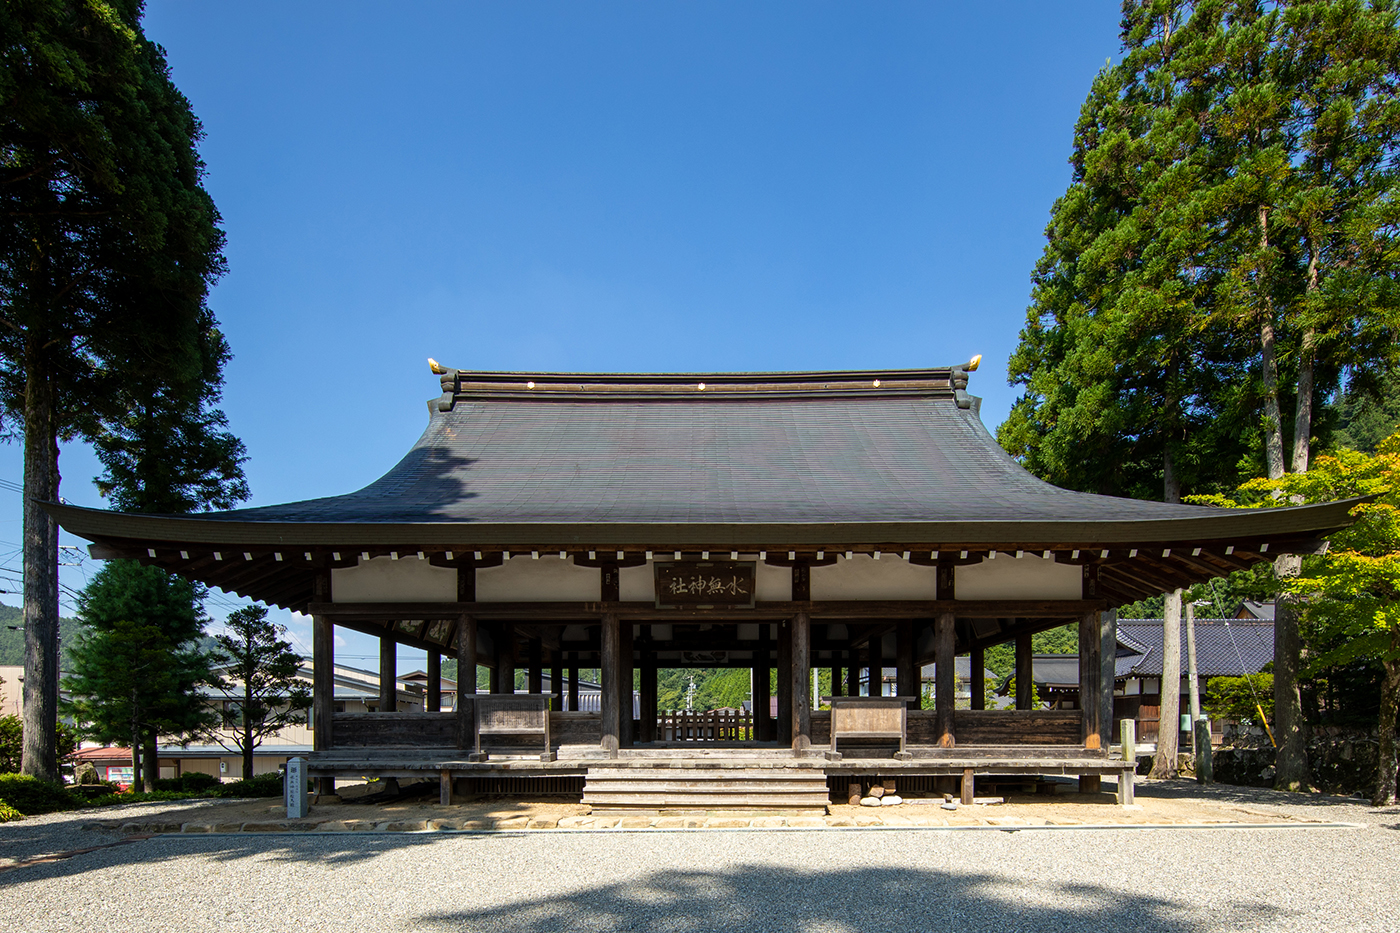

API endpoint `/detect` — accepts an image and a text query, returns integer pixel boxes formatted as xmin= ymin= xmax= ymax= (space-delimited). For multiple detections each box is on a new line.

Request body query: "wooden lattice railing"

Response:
xmin=657 ymin=709 xmax=753 ymax=741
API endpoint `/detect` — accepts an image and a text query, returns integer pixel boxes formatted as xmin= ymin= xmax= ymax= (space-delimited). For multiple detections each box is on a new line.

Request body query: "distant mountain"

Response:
xmin=0 ymin=604 xmax=85 ymax=667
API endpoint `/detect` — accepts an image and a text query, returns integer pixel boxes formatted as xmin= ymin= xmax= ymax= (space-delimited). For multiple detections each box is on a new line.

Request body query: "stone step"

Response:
xmin=583 ymin=764 xmax=832 ymax=811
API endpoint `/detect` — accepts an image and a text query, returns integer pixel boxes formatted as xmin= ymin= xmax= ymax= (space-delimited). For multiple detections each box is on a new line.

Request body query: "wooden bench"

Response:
xmin=472 ymin=694 xmax=556 ymax=762
xmin=824 ymin=696 xmax=917 ymax=760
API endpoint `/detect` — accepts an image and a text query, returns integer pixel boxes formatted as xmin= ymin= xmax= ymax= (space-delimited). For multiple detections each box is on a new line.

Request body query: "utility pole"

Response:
xmin=1186 ymin=599 xmax=1212 ymax=783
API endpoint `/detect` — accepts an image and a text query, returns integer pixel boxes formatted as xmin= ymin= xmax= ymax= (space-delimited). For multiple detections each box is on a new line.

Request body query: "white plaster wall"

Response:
xmin=475 ymin=555 xmax=600 ymax=602
xmin=620 ymin=562 xmax=655 ymax=601
xmin=756 ymin=561 xmax=792 ymax=601
xmin=810 ymin=555 xmax=936 ymax=601
xmin=332 ymin=556 xmax=457 ymax=603
xmin=954 ymin=554 xmax=1081 ymax=600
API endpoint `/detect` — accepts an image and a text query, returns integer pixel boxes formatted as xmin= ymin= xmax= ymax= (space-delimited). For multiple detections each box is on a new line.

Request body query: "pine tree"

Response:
xmin=200 ymin=606 xmax=311 ymax=781
xmin=61 ymin=560 xmax=217 ymax=790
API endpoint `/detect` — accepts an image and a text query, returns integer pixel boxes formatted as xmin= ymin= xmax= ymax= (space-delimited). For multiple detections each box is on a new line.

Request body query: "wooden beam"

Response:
xmin=754 ymin=626 xmax=773 ymax=741
xmin=379 ymin=634 xmax=397 ymax=712
xmin=935 ymin=612 xmax=956 ymax=747
xmin=777 ymin=620 xmax=792 ymax=740
xmin=792 ymin=610 xmax=811 ymax=751
xmin=640 ymin=631 xmax=657 ymax=743
xmin=1015 ymin=631 xmax=1033 ymax=711
xmin=1079 ymin=609 xmax=1102 ymax=750
xmin=527 ymin=636 xmax=542 ymax=695
xmin=303 ymin=598 xmax=1109 ymax=621
xmin=495 ymin=623 xmax=516 ymax=694
xmin=600 ymin=612 xmax=620 ymax=757
xmin=426 ymin=651 xmax=441 ymax=713
xmin=619 ymin=617 xmax=634 ymax=747
xmin=455 ymin=613 xmax=476 ymax=750
xmin=897 ymin=620 xmax=918 ymax=705
xmin=970 ymin=643 xmax=985 ymax=710
xmin=313 ymin=613 xmax=334 ymax=754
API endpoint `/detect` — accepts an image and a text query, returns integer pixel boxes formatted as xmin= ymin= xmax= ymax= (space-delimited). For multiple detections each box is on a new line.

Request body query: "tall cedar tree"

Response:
xmin=0 ymin=1 xmax=239 ymax=781
xmin=61 ymin=560 xmax=217 ymax=789
xmin=200 ymin=606 xmax=311 ymax=781
xmin=1003 ymin=0 xmax=1400 ymax=790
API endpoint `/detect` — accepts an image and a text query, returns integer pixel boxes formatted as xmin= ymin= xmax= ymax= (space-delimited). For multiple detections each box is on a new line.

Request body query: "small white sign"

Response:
xmin=286 ymin=757 xmax=309 ymax=818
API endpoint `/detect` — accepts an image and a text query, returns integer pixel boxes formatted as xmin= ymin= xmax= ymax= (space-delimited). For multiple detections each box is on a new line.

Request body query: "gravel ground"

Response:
xmin=2 ymin=781 xmax=1397 ymax=933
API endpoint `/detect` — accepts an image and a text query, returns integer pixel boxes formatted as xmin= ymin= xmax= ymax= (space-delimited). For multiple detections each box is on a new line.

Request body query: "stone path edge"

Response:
xmin=111 ymin=821 xmax=1365 ymax=836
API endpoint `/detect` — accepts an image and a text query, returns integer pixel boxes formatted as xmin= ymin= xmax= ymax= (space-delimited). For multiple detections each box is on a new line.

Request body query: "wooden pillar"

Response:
xmin=550 ymin=657 xmax=564 ymax=712
xmin=527 ymin=635 xmax=542 ymax=694
xmin=600 ymin=613 xmax=620 ymax=757
xmin=1080 ymin=608 xmax=1104 ymax=749
xmin=455 ymin=613 xmax=477 ymax=750
xmin=567 ymin=653 xmax=579 ymax=712
xmin=379 ymin=632 xmax=397 ymax=712
xmin=1015 ymin=630 xmax=1033 ymax=711
xmin=1100 ymin=609 xmax=1117 ymax=743
xmin=846 ymin=651 xmax=859 ymax=698
xmin=970 ymin=643 xmax=985 ymax=711
xmin=754 ymin=628 xmax=773 ymax=742
xmin=494 ymin=624 xmax=514 ymax=694
xmin=776 ymin=620 xmax=793 ymax=742
xmin=896 ymin=620 xmax=917 ymax=707
xmin=619 ymin=620 xmax=634 ymax=747
xmin=640 ymin=629 xmax=657 ymax=743
xmin=426 ymin=651 xmax=442 ymax=712
xmin=867 ymin=639 xmax=881 ymax=697
xmin=830 ymin=663 xmax=842 ymax=698
xmin=791 ymin=611 xmax=811 ymax=751
xmin=935 ymin=611 xmax=955 ymax=747
xmin=313 ymin=613 xmax=334 ymax=753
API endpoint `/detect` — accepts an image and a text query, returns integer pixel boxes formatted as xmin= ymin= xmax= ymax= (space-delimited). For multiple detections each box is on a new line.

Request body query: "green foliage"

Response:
xmin=198 ymin=605 xmax=311 ymax=779
xmin=1002 ymin=0 xmax=1400 ymax=500
xmin=152 ymin=771 xmax=219 ymax=794
xmin=1206 ymin=674 xmax=1275 ymax=727
xmin=0 ymin=714 xmax=77 ymax=773
xmin=0 ymin=0 xmax=244 ymax=780
xmin=0 ymin=773 xmax=75 ymax=815
xmin=0 ymin=800 xmax=21 ymax=822
xmin=81 ymin=789 xmax=204 ymax=808
xmin=0 ymin=605 xmax=85 ymax=667
xmin=982 ymin=624 xmax=1077 ymax=678
xmin=1332 ymin=367 xmax=1400 ymax=454
xmin=1216 ymin=431 xmax=1400 ymax=801
xmin=214 ymin=771 xmax=284 ymax=798
xmin=62 ymin=561 xmax=219 ymax=757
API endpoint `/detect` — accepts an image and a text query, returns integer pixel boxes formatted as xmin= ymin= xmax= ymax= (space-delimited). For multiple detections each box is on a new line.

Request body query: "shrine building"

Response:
xmin=48 ymin=362 xmax=1357 ymax=810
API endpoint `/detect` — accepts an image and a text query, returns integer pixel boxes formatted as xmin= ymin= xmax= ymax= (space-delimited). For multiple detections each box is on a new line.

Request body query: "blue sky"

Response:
xmin=1 ymin=2 xmax=1122 ymax=665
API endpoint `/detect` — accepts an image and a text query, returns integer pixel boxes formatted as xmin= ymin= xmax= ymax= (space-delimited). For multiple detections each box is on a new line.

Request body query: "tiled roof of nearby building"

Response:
xmin=1116 ymin=619 xmax=1273 ymax=678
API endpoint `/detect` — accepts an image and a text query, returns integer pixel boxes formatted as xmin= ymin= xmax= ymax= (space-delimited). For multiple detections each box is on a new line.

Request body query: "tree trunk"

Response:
xmin=142 ymin=727 xmax=157 ymax=792
xmin=130 ymin=710 xmax=141 ymax=790
xmin=21 ymin=346 xmax=61 ymax=783
xmin=1257 ymin=206 xmax=1287 ymax=482
xmin=1292 ymin=328 xmax=1316 ymax=474
xmin=1372 ymin=640 xmax=1400 ymax=807
xmin=1163 ymin=445 xmax=1181 ymax=504
xmin=1273 ymin=560 xmax=1311 ymax=791
xmin=243 ymin=676 xmax=254 ymax=780
xmin=1150 ymin=589 xmax=1183 ymax=779
xmin=1292 ymin=241 xmax=1320 ymax=474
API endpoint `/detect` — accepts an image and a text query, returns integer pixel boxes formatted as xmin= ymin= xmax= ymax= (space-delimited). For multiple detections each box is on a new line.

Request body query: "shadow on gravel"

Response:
xmin=0 ymin=817 xmax=486 ymax=885
xmin=413 ymin=864 xmax=1286 ymax=933
xmin=1134 ymin=778 xmax=1377 ymax=813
